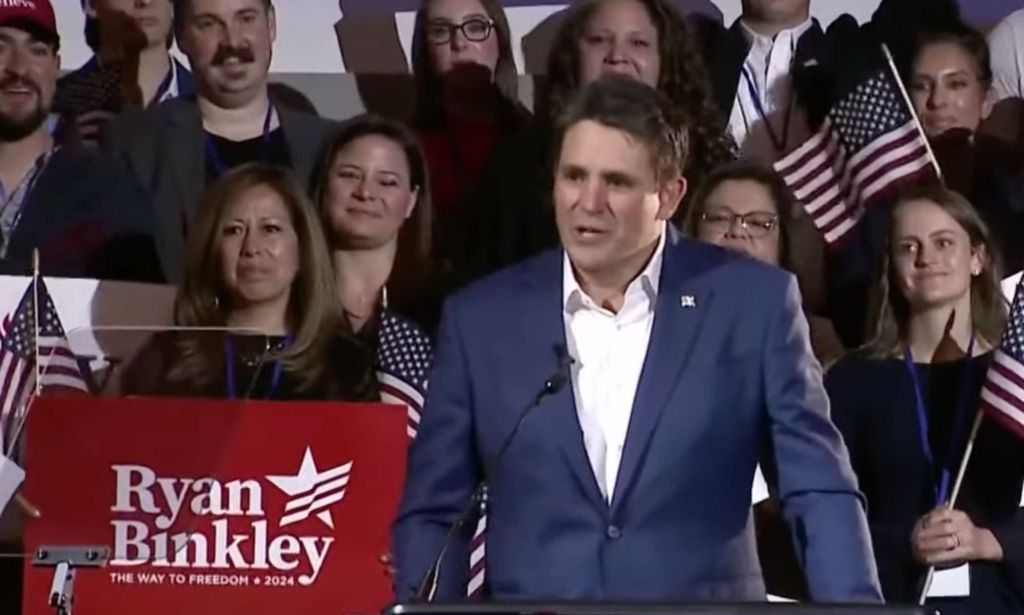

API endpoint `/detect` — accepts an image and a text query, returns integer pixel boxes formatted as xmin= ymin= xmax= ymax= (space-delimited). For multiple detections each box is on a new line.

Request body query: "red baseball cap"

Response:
xmin=0 ymin=0 xmax=59 ymax=45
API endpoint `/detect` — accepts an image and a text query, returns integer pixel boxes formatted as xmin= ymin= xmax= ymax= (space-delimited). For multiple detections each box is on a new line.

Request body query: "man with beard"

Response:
xmin=0 ymin=0 xmax=161 ymax=281
xmin=103 ymin=0 xmax=337 ymax=283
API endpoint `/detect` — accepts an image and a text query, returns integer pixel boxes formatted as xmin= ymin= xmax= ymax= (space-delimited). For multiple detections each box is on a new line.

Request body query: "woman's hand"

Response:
xmin=912 ymin=507 xmax=1004 ymax=566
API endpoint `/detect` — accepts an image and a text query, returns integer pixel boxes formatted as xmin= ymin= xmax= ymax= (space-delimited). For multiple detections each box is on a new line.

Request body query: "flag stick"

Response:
xmin=32 ymin=249 xmax=41 ymax=397
xmin=7 ymin=251 xmax=45 ymax=520
xmin=14 ymin=493 xmax=40 ymax=518
xmin=917 ymin=409 xmax=985 ymax=604
xmin=881 ymin=43 xmax=943 ymax=181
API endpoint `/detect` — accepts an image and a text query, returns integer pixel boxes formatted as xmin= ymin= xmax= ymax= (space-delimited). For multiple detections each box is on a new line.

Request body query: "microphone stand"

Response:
xmin=413 ymin=346 xmax=573 ymax=601
xmin=32 ymin=546 xmax=108 ymax=615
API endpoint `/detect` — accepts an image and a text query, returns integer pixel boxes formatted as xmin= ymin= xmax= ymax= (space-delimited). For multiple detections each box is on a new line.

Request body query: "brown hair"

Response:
xmin=554 ymin=75 xmax=688 ymax=183
xmin=175 ymin=0 xmax=274 ymax=36
xmin=542 ymin=0 xmax=734 ymax=214
xmin=410 ymin=0 xmax=524 ymax=130
xmin=172 ymin=163 xmax=342 ymax=391
xmin=864 ymin=183 xmax=1007 ymax=358
xmin=911 ymin=24 xmax=993 ymax=88
xmin=684 ymin=160 xmax=798 ymax=270
xmin=313 ymin=115 xmax=434 ymax=320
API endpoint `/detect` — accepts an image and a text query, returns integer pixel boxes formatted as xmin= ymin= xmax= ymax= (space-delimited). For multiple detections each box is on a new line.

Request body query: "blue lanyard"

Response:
xmin=902 ymin=332 xmax=976 ymax=505
xmin=0 ymin=149 xmax=52 ymax=256
xmin=223 ymin=335 xmax=290 ymax=400
xmin=740 ymin=65 xmax=795 ymax=153
xmin=204 ymin=103 xmax=275 ymax=179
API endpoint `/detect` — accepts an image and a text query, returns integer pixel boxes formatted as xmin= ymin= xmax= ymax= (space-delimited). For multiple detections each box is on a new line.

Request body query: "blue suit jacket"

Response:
xmin=393 ymin=231 xmax=883 ymax=603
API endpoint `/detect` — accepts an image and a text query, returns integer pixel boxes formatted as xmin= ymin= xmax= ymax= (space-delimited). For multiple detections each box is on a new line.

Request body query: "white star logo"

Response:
xmin=266 ymin=447 xmax=353 ymax=529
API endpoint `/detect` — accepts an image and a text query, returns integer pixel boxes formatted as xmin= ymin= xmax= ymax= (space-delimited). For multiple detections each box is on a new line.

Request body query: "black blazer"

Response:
xmin=101 ymin=96 xmax=341 ymax=283
xmin=2 ymin=143 xmax=162 ymax=282
xmin=827 ymin=354 xmax=1024 ymax=612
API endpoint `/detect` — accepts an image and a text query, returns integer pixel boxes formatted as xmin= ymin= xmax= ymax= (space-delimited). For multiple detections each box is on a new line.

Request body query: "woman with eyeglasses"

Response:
xmin=410 ymin=0 xmax=529 ymax=277
xmin=683 ymin=161 xmax=843 ymax=601
xmin=686 ymin=160 xmax=842 ymax=367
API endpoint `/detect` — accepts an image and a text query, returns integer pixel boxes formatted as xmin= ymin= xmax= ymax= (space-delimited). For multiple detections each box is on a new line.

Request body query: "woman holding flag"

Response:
xmin=313 ymin=116 xmax=437 ymax=435
xmin=827 ymin=183 xmax=1024 ymax=612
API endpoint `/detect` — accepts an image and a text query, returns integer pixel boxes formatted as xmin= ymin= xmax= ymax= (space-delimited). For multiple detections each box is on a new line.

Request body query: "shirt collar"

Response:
xmin=563 ymin=224 xmax=666 ymax=315
xmin=739 ymin=16 xmax=814 ymax=49
xmin=159 ymin=60 xmax=180 ymax=103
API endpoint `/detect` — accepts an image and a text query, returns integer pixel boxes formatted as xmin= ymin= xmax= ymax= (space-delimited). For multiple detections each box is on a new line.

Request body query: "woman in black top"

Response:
xmin=827 ymin=184 xmax=1023 ymax=612
xmin=314 ymin=116 xmax=435 ymax=411
xmin=124 ymin=163 xmax=376 ymax=401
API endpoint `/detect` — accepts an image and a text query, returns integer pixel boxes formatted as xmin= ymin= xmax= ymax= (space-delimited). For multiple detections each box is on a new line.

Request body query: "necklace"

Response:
xmin=237 ymin=337 xmax=289 ymax=367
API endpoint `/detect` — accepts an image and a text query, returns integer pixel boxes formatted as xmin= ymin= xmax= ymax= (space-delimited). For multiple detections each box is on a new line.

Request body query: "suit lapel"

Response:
xmin=166 ymin=101 xmax=204 ymax=221
xmin=711 ymin=21 xmax=752 ymax=122
xmin=279 ymin=107 xmax=321 ymax=191
xmin=610 ymin=232 xmax=717 ymax=512
xmin=522 ymin=251 xmax=607 ymax=512
xmin=152 ymin=102 xmax=203 ymax=282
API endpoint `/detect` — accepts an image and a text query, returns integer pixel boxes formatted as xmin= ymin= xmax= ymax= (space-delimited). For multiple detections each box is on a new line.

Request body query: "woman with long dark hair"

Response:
xmin=907 ymin=24 xmax=1024 ymax=275
xmin=314 ymin=116 xmax=436 ymax=424
xmin=827 ymin=184 xmax=1024 ymax=612
xmin=124 ymin=163 xmax=376 ymax=401
xmin=410 ymin=0 xmax=529 ymax=273
xmin=315 ymin=115 xmax=438 ymax=335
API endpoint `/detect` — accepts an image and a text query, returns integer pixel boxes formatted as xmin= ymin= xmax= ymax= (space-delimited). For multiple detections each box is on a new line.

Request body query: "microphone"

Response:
xmin=413 ymin=344 xmax=574 ymax=602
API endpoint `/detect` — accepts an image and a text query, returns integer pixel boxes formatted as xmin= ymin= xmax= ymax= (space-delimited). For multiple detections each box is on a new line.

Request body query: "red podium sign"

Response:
xmin=21 ymin=396 xmax=407 ymax=614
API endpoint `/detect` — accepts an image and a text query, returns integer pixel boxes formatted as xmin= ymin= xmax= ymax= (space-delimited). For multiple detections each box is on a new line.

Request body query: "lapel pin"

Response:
xmin=680 ymin=294 xmax=697 ymax=309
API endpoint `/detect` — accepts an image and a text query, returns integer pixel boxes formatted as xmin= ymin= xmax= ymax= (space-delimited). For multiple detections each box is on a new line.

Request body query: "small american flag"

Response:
xmin=376 ymin=310 xmax=487 ymax=597
xmin=979 ymin=281 xmax=1024 ymax=438
xmin=376 ymin=309 xmax=432 ymax=438
xmin=467 ymin=507 xmax=487 ymax=597
xmin=0 ymin=278 xmax=88 ymax=452
xmin=774 ymin=47 xmax=937 ymax=245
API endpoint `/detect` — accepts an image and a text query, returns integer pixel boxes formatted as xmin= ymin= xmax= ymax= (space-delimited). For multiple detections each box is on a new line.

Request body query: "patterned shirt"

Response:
xmin=0 ymin=149 xmax=55 ymax=258
xmin=53 ymin=56 xmax=191 ymax=119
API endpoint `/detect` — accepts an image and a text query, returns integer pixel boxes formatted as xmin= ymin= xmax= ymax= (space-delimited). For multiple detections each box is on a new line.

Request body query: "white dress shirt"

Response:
xmin=988 ymin=8 xmax=1024 ymax=101
xmin=727 ymin=18 xmax=815 ymax=162
xmin=562 ymin=230 xmax=665 ymax=502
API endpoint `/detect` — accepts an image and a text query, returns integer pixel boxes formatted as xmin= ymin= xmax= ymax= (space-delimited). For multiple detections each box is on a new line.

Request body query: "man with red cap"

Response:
xmin=0 ymin=0 xmax=162 ymax=281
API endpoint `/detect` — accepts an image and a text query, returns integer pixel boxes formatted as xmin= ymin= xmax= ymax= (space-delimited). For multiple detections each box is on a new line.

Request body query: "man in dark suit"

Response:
xmin=393 ymin=76 xmax=882 ymax=602
xmin=103 ymin=0 xmax=338 ymax=283
xmin=0 ymin=0 xmax=160 ymax=282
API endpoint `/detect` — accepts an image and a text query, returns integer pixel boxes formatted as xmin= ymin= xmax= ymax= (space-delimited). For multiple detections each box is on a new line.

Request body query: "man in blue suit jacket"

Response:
xmin=393 ymin=76 xmax=883 ymax=603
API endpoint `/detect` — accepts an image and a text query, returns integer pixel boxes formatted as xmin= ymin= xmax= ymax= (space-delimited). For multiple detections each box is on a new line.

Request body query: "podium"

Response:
xmin=17 ymin=394 xmax=408 ymax=615
xmin=386 ymin=604 xmax=932 ymax=615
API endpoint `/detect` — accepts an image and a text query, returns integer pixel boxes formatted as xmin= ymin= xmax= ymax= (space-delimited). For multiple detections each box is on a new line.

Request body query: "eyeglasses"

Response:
xmin=699 ymin=211 xmax=779 ymax=238
xmin=425 ymin=18 xmax=495 ymax=45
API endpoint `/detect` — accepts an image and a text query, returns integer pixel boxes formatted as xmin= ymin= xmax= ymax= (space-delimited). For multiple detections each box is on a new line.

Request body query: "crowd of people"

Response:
xmin=0 ymin=0 xmax=1023 ymax=611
